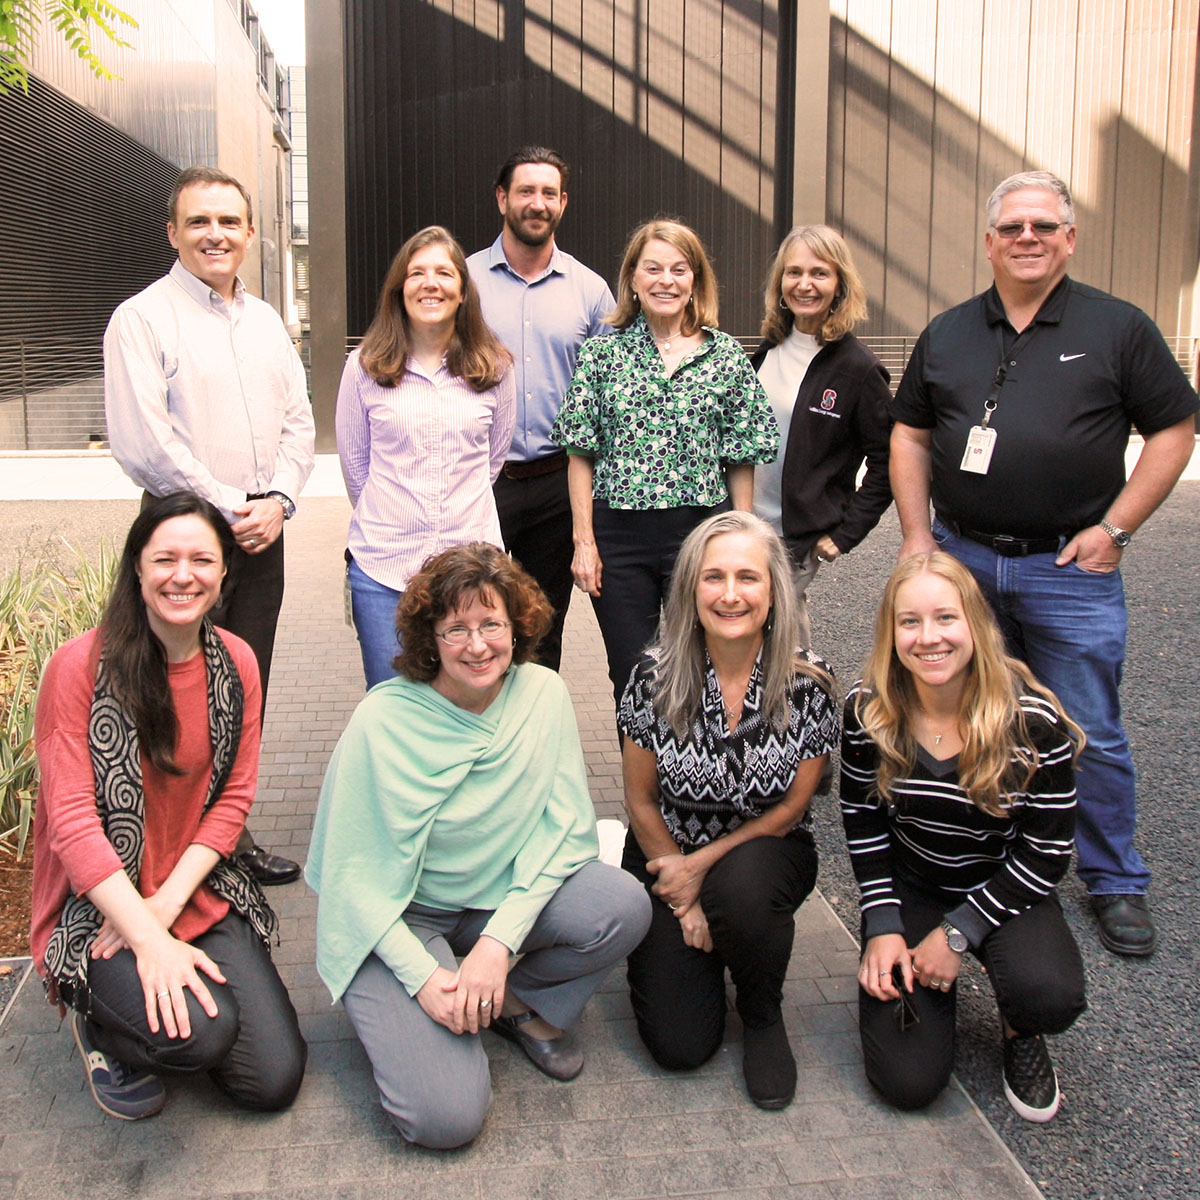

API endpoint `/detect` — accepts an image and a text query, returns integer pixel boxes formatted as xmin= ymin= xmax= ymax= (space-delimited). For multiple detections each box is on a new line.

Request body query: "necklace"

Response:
xmin=653 ymin=328 xmax=685 ymax=352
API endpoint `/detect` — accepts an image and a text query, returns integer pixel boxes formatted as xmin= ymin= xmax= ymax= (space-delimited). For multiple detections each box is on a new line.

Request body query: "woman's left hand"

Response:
xmin=647 ymin=852 xmax=706 ymax=916
xmin=679 ymin=902 xmax=713 ymax=952
xmin=814 ymin=535 xmax=841 ymax=563
xmin=450 ymin=936 xmax=511 ymax=1034
xmin=910 ymin=927 xmax=963 ymax=992
xmin=91 ymin=890 xmax=182 ymax=960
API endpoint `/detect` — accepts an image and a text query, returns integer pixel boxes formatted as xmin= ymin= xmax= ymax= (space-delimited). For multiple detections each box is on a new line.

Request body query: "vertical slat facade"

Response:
xmin=341 ymin=0 xmax=783 ymax=338
xmin=828 ymin=0 xmax=1199 ymax=339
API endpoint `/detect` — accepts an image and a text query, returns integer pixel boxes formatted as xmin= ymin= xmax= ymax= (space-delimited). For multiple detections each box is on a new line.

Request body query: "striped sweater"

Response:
xmin=839 ymin=685 xmax=1076 ymax=949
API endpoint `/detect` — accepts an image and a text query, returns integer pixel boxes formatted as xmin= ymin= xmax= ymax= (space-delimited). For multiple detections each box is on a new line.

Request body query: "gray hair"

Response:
xmin=651 ymin=511 xmax=828 ymax=736
xmin=986 ymin=171 xmax=1074 ymax=228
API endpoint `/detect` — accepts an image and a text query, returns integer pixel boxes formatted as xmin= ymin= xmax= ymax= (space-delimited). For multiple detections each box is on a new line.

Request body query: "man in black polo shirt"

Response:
xmin=890 ymin=170 xmax=1197 ymax=958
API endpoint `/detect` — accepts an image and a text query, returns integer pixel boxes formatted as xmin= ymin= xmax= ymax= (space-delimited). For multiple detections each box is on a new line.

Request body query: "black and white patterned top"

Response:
xmin=551 ymin=315 xmax=778 ymax=509
xmin=839 ymin=684 xmax=1077 ymax=949
xmin=618 ymin=647 xmax=838 ymax=849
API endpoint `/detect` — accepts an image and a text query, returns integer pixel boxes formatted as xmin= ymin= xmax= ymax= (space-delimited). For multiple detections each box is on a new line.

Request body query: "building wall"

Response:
xmin=828 ymin=0 xmax=1200 ymax=340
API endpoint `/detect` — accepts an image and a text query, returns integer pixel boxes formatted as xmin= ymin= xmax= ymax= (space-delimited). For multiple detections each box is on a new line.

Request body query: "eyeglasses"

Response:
xmin=991 ymin=220 xmax=1069 ymax=240
xmin=892 ymin=967 xmax=919 ymax=1032
xmin=435 ymin=619 xmax=512 ymax=646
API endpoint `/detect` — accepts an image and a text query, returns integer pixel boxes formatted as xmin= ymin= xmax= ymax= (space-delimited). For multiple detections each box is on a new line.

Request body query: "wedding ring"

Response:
xmin=248 ymin=538 xmax=257 ymax=547
xmin=668 ymin=903 xmax=679 ymax=912
xmin=480 ymin=999 xmax=492 ymax=1009
xmin=156 ymin=990 xmax=169 ymax=998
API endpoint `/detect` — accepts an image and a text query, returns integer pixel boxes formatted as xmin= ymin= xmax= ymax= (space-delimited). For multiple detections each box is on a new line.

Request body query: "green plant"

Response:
xmin=0 ymin=540 xmax=116 ymax=857
xmin=1 ymin=0 xmax=137 ymax=96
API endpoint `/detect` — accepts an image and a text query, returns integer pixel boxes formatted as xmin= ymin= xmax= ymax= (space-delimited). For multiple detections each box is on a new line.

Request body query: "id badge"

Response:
xmin=344 ymin=565 xmax=355 ymax=628
xmin=960 ymin=425 xmax=996 ymax=475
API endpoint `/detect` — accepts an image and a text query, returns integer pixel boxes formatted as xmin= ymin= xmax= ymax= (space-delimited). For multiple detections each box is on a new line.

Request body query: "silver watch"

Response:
xmin=1099 ymin=519 xmax=1131 ymax=548
xmin=940 ymin=921 xmax=968 ymax=953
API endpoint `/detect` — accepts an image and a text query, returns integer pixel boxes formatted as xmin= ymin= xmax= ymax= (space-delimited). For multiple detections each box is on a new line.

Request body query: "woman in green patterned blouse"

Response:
xmin=551 ymin=218 xmax=779 ymax=706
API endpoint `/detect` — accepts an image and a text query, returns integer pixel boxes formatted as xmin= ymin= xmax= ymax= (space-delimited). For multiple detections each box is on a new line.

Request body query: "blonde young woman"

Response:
xmin=840 ymin=552 xmax=1086 ymax=1122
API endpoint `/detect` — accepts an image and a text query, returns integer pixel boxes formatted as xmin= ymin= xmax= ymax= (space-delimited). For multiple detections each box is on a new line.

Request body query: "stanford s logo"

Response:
xmin=820 ymin=389 xmax=837 ymax=410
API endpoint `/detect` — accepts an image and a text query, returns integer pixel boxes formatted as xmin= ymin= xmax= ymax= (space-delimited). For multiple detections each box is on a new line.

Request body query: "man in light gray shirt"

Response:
xmin=104 ymin=165 xmax=315 ymax=885
xmin=468 ymin=147 xmax=614 ymax=671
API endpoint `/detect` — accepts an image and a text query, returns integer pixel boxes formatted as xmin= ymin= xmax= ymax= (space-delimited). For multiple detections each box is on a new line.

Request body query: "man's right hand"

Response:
xmin=898 ymin=531 xmax=938 ymax=559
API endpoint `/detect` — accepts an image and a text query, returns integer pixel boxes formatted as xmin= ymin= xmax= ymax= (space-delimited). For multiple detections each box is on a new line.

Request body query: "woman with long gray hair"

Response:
xmin=617 ymin=510 xmax=837 ymax=1110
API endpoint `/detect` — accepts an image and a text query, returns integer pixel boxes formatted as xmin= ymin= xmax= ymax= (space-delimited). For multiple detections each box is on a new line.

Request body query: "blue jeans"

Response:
xmin=933 ymin=517 xmax=1147 ymax=895
xmin=347 ymin=557 xmax=404 ymax=689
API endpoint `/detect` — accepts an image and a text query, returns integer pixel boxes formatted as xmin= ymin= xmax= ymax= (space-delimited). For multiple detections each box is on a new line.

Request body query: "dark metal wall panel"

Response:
xmin=342 ymin=0 xmax=782 ymax=338
xmin=829 ymin=0 xmax=1198 ymax=340
xmin=0 ymin=76 xmax=178 ymax=449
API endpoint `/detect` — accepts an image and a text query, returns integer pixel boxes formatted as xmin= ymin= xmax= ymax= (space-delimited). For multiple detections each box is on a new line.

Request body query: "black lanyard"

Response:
xmin=982 ymin=322 xmax=1041 ymax=429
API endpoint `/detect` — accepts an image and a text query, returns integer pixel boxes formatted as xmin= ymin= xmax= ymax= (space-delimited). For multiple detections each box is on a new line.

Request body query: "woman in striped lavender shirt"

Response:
xmin=840 ymin=552 xmax=1086 ymax=1123
xmin=337 ymin=227 xmax=516 ymax=688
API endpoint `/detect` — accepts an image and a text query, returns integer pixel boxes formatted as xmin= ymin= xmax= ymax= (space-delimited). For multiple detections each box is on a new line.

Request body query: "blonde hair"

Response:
xmin=606 ymin=218 xmax=720 ymax=334
xmin=650 ymin=511 xmax=832 ymax=736
xmin=760 ymin=224 xmax=868 ymax=346
xmin=855 ymin=553 xmax=1082 ymax=817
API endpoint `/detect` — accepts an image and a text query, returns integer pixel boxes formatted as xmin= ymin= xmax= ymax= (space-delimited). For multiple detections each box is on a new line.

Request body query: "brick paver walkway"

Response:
xmin=0 ymin=497 xmax=1042 ymax=1199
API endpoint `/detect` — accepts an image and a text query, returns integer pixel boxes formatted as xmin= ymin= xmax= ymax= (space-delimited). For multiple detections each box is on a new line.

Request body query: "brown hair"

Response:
xmin=395 ymin=544 xmax=553 ymax=682
xmin=760 ymin=224 xmax=868 ymax=347
xmin=169 ymin=166 xmax=253 ymax=226
xmin=358 ymin=226 xmax=511 ymax=390
xmin=606 ymin=218 xmax=720 ymax=334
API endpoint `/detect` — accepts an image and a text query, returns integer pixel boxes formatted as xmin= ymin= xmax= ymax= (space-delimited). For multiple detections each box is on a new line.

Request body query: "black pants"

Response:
xmin=857 ymin=873 xmax=1087 ymax=1110
xmin=591 ymin=500 xmax=729 ymax=704
xmin=84 ymin=913 xmax=307 ymax=1111
xmin=623 ymin=833 xmax=818 ymax=1070
xmin=493 ymin=468 xmax=573 ymax=673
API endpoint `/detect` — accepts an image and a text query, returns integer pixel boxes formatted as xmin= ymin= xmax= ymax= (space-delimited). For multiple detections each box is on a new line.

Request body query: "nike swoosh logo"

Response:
xmin=1059 ymin=353 xmax=1086 ymax=362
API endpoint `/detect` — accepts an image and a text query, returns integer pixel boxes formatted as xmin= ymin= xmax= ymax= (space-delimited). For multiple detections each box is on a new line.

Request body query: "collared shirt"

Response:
xmin=552 ymin=315 xmax=779 ymax=509
xmin=336 ymin=348 xmax=516 ymax=592
xmin=467 ymin=236 xmax=615 ymax=462
xmin=618 ymin=647 xmax=837 ymax=849
xmin=104 ymin=260 xmax=316 ymax=523
xmin=892 ymin=277 xmax=1198 ymax=537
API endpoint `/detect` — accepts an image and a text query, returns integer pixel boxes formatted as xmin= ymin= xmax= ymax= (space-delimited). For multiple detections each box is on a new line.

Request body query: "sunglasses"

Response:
xmin=991 ymin=220 xmax=1069 ymax=240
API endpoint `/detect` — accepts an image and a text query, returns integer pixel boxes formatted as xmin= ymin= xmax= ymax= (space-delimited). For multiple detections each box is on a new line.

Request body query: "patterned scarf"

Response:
xmin=43 ymin=620 xmax=278 ymax=1011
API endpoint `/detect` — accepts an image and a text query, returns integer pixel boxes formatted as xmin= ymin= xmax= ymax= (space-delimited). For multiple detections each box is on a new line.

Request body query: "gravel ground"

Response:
xmin=807 ymin=484 xmax=1200 ymax=1200
xmin=2 ymin=488 xmax=1197 ymax=1198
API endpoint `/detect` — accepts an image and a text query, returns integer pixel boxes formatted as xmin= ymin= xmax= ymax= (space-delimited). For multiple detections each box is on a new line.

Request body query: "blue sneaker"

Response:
xmin=71 ymin=1011 xmax=166 ymax=1120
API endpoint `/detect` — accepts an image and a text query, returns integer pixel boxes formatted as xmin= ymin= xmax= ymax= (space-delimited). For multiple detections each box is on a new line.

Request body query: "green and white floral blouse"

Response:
xmin=551 ymin=315 xmax=779 ymax=509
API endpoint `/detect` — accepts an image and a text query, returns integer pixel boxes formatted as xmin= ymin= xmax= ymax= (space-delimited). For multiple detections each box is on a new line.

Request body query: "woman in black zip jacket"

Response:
xmin=751 ymin=225 xmax=893 ymax=647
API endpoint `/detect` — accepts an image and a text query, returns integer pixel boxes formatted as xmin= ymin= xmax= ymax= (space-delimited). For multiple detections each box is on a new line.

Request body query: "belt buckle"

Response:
xmin=990 ymin=534 xmax=1023 ymax=557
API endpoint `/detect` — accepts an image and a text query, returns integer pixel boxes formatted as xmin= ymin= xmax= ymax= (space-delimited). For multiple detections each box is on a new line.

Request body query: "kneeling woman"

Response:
xmin=619 ymin=511 xmax=837 ymax=1109
xmin=32 ymin=492 xmax=307 ymax=1121
xmin=307 ymin=545 xmax=650 ymax=1148
xmin=840 ymin=552 xmax=1086 ymax=1121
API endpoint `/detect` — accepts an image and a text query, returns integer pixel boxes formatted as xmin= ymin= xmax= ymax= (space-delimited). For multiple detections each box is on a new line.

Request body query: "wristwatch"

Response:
xmin=940 ymin=921 xmax=968 ymax=954
xmin=1099 ymin=519 xmax=1131 ymax=548
xmin=266 ymin=491 xmax=296 ymax=521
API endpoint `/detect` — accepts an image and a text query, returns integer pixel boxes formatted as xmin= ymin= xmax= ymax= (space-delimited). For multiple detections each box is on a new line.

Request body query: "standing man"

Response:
xmin=467 ymin=147 xmax=615 ymax=671
xmin=890 ymin=170 xmax=1197 ymax=957
xmin=104 ymin=166 xmax=316 ymax=886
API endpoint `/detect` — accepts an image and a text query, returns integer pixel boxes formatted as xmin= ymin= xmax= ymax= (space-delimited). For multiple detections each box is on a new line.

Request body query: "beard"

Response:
xmin=505 ymin=207 xmax=560 ymax=248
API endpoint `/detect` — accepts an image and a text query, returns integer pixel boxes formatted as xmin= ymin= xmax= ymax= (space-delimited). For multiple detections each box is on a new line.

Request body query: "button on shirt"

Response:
xmin=467 ymin=236 xmax=615 ymax=462
xmin=552 ymin=315 xmax=779 ymax=509
xmin=336 ymin=349 xmax=517 ymax=591
xmin=104 ymin=260 xmax=315 ymax=523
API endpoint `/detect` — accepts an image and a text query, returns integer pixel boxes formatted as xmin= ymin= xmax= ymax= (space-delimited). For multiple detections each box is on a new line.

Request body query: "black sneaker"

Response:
xmin=72 ymin=1012 xmax=166 ymax=1121
xmin=1002 ymin=1031 xmax=1060 ymax=1122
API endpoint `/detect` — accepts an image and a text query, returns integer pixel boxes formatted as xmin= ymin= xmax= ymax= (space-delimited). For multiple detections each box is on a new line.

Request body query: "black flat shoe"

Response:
xmin=743 ymin=1018 xmax=796 ymax=1110
xmin=237 ymin=845 xmax=301 ymax=886
xmin=1091 ymin=894 xmax=1157 ymax=956
xmin=489 ymin=1011 xmax=584 ymax=1081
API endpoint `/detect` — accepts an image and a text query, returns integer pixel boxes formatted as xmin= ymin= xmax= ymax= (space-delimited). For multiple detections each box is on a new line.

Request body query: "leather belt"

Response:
xmin=502 ymin=452 xmax=567 ymax=481
xmin=945 ymin=518 xmax=1062 ymax=557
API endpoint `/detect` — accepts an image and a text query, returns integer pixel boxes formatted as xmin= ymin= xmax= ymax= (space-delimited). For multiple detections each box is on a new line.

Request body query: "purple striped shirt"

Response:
xmin=336 ymin=349 xmax=516 ymax=591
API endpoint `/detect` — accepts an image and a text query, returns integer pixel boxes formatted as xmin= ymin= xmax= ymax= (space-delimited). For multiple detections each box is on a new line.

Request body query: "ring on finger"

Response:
xmin=156 ymin=990 xmax=169 ymax=999
xmin=479 ymin=999 xmax=492 ymax=1009
xmin=940 ymin=982 xmax=951 ymax=991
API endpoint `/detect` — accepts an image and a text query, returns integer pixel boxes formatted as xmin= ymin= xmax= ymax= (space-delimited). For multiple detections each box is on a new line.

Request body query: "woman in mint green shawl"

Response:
xmin=306 ymin=544 xmax=650 ymax=1148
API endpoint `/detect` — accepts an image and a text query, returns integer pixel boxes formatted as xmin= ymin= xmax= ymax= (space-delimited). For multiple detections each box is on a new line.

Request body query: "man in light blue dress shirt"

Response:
xmin=468 ymin=148 xmax=615 ymax=671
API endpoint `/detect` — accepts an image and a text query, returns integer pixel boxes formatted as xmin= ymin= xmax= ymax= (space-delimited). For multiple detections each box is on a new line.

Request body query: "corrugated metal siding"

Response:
xmin=342 ymin=0 xmax=782 ymax=338
xmin=0 ymin=77 xmax=178 ymax=450
xmin=829 ymin=0 xmax=1198 ymax=339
